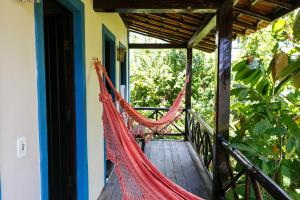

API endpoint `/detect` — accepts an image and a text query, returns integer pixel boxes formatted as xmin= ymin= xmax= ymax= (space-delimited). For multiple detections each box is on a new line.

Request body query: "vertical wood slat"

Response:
xmin=213 ymin=0 xmax=233 ymax=199
xmin=185 ymin=48 xmax=193 ymax=141
xmin=245 ymin=174 xmax=251 ymax=200
xmin=251 ymin=176 xmax=263 ymax=200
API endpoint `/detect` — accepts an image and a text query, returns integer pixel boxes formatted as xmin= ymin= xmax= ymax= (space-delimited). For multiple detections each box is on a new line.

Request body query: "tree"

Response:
xmin=230 ymin=10 xmax=300 ymax=198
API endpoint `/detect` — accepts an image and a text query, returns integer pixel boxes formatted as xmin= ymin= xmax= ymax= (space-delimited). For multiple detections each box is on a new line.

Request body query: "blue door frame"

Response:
xmin=119 ymin=42 xmax=128 ymax=100
xmin=102 ymin=24 xmax=116 ymax=183
xmin=34 ymin=1 xmax=88 ymax=200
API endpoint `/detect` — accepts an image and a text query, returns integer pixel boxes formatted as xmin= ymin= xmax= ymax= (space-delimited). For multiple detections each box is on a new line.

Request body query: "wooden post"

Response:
xmin=213 ymin=0 xmax=233 ymax=199
xmin=185 ymin=48 xmax=192 ymax=141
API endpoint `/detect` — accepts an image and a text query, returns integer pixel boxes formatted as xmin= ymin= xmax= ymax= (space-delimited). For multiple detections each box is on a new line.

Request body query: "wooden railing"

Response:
xmin=187 ymin=110 xmax=292 ymax=200
xmin=188 ymin=110 xmax=214 ymax=176
xmin=134 ymin=107 xmax=186 ymax=137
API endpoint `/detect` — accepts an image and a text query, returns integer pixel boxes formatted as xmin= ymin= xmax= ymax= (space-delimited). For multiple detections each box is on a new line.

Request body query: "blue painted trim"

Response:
xmin=0 ymin=177 xmax=2 ymax=200
xmin=102 ymin=24 xmax=116 ymax=184
xmin=102 ymin=24 xmax=116 ymax=88
xmin=119 ymin=42 xmax=128 ymax=100
xmin=34 ymin=2 xmax=49 ymax=200
xmin=34 ymin=1 xmax=89 ymax=200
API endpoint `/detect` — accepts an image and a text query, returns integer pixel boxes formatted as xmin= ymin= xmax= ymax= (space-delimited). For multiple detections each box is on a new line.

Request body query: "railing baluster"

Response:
xmin=245 ymin=174 xmax=251 ymax=200
xmin=251 ymin=176 xmax=263 ymax=200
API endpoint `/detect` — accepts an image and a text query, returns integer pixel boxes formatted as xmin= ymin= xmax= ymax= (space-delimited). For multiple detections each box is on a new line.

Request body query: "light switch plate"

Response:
xmin=17 ymin=136 xmax=27 ymax=158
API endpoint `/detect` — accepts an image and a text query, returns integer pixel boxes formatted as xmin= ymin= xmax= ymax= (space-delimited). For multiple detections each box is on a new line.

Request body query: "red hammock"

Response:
xmin=94 ymin=60 xmax=188 ymax=130
xmin=95 ymin=61 xmax=203 ymax=200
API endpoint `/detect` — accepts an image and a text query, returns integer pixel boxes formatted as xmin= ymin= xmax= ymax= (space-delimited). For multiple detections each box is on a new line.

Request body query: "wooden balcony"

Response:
xmin=98 ymin=140 xmax=212 ymax=200
xmin=98 ymin=108 xmax=291 ymax=200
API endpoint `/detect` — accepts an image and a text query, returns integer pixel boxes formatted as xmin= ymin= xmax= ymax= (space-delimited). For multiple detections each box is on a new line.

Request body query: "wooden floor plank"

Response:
xmin=164 ymin=140 xmax=175 ymax=180
xmin=98 ymin=140 xmax=211 ymax=200
xmin=144 ymin=140 xmax=151 ymax=158
xmin=170 ymin=141 xmax=188 ymax=188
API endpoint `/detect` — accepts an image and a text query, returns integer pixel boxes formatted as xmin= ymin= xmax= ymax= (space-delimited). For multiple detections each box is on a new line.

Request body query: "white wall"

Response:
xmin=83 ymin=0 xmax=128 ymax=199
xmin=0 ymin=1 xmax=41 ymax=200
xmin=0 ymin=0 xmax=128 ymax=199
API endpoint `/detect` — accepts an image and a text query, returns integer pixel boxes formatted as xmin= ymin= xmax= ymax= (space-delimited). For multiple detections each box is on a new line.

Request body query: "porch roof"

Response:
xmin=94 ymin=0 xmax=300 ymax=52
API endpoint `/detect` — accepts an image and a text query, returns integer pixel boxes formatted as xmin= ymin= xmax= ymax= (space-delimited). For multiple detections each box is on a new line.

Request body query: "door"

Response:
xmin=44 ymin=0 xmax=77 ymax=199
xmin=103 ymin=26 xmax=116 ymax=181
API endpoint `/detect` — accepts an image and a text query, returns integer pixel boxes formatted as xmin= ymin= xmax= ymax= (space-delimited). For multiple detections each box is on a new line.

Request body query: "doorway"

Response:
xmin=44 ymin=0 xmax=77 ymax=199
xmin=102 ymin=25 xmax=116 ymax=181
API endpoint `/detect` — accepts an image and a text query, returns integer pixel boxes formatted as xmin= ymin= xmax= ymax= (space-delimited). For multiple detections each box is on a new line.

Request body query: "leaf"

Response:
xmin=256 ymin=79 xmax=269 ymax=95
xmin=294 ymin=71 xmax=300 ymax=88
xmin=235 ymin=66 xmax=252 ymax=81
xmin=293 ymin=10 xmax=300 ymax=42
xmin=230 ymin=143 xmax=257 ymax=154
xmin=265 ymin=127 xmax=286 ymax=136
xmin=281 ymin=114 xmax=300 ymax=138
xmin=243 ymin=70 xmax=261 ymax=85
xmin=279 ymin=59 xmax=300 ymax=79
xmin=272 ymin=52 xmax=289 ymax=81
xmin=286 ymin=137 xmax=295 ymax=153
xmin=233 ymin=60 xmax=247 ymax=72
xmin=273 ymin=19 xmax=286 ymax=33
xmin=252 ymin=119 xmax=273 ymax=135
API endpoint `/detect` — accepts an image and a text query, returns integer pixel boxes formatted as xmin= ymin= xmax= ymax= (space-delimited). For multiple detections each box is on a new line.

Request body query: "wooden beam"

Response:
xmin=262 ymin=0 xmax=293 ymax=10
xmin=271 ymin=0 xmax=300 ymax=21
xmin=129 ymin=43 xmax=186 ymax=49
xmin=234 ymin=7 xmax=272 ymax=22
xmin=185 ymin=48 xmax=192 ymax=141
xmin=188 ymin=0 xmax=239 ymax=48
xmin=188 ymin=14 xmax=216 ymax=48
xmin=93 ymin=0 xmax=220 ymax=13
xmin=213 ymin=0 xmax=232 ymax=199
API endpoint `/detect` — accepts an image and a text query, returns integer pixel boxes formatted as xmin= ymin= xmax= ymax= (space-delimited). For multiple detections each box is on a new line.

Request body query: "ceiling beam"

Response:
xmin=129 ymin=43 xmax=186 ymax=49
xmin=188 ymin=14 xmax=216 ymax=48
xmin=188 ymin=0 xmax=239 ymax=48
xmin=93 ymin=0 xmax=220 ymax=13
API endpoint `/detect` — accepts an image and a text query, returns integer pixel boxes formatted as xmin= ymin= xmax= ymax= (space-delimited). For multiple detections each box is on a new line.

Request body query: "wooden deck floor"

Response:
xmin=98 ymin=140 xmax=212 ymax=200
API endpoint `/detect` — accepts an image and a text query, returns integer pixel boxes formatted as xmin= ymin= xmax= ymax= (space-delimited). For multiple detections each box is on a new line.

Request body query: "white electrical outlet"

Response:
xmin=17 ymin=137 xmax=27 ymax=158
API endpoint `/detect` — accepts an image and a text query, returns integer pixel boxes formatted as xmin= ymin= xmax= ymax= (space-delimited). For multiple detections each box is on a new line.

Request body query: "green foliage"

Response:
xmin=231 ymin=10 xmax=300 ymax=198
xmin=130 ymin=48 xmax=215 ymax=126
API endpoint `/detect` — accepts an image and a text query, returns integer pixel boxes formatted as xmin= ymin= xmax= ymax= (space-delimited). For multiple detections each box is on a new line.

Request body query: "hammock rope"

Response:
xmin=94 ymin=60 xmax=203 ymax=200
xmin=94 ymin=60 xmax=188 ymax=131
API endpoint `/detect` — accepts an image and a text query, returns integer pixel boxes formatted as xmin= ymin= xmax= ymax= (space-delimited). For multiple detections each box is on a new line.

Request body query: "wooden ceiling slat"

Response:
xmin=129 ymin=43 xmax=186 ymax=49
xmin=127 ymin=19 xmax=192 ymax=39
xmin=233 ymin=20 xmax=257 ymax=31
xmin=117 ymin=0 xmax=300 ymax=53
xmin=146 ymin=14 xmax=200 ymax=31
xmin=130 ymin=29 xmax=182 ymax=44
xmin=261 ymin=0 xmax=293 ymax=11
xmin=234 ymin=6 xmax=272 ymax=21
xmin=153 ymin=14 xmax=200 ymax=28
xmin=128 ymin=25 xmax=188 ymax=43
xmin=127 ymin=13 xmax=196 ymax=34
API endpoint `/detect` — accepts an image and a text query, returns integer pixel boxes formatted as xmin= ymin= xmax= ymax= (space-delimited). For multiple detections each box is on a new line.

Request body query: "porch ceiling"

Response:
xmin=101 ymin=0 xmax=300 ymax=53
